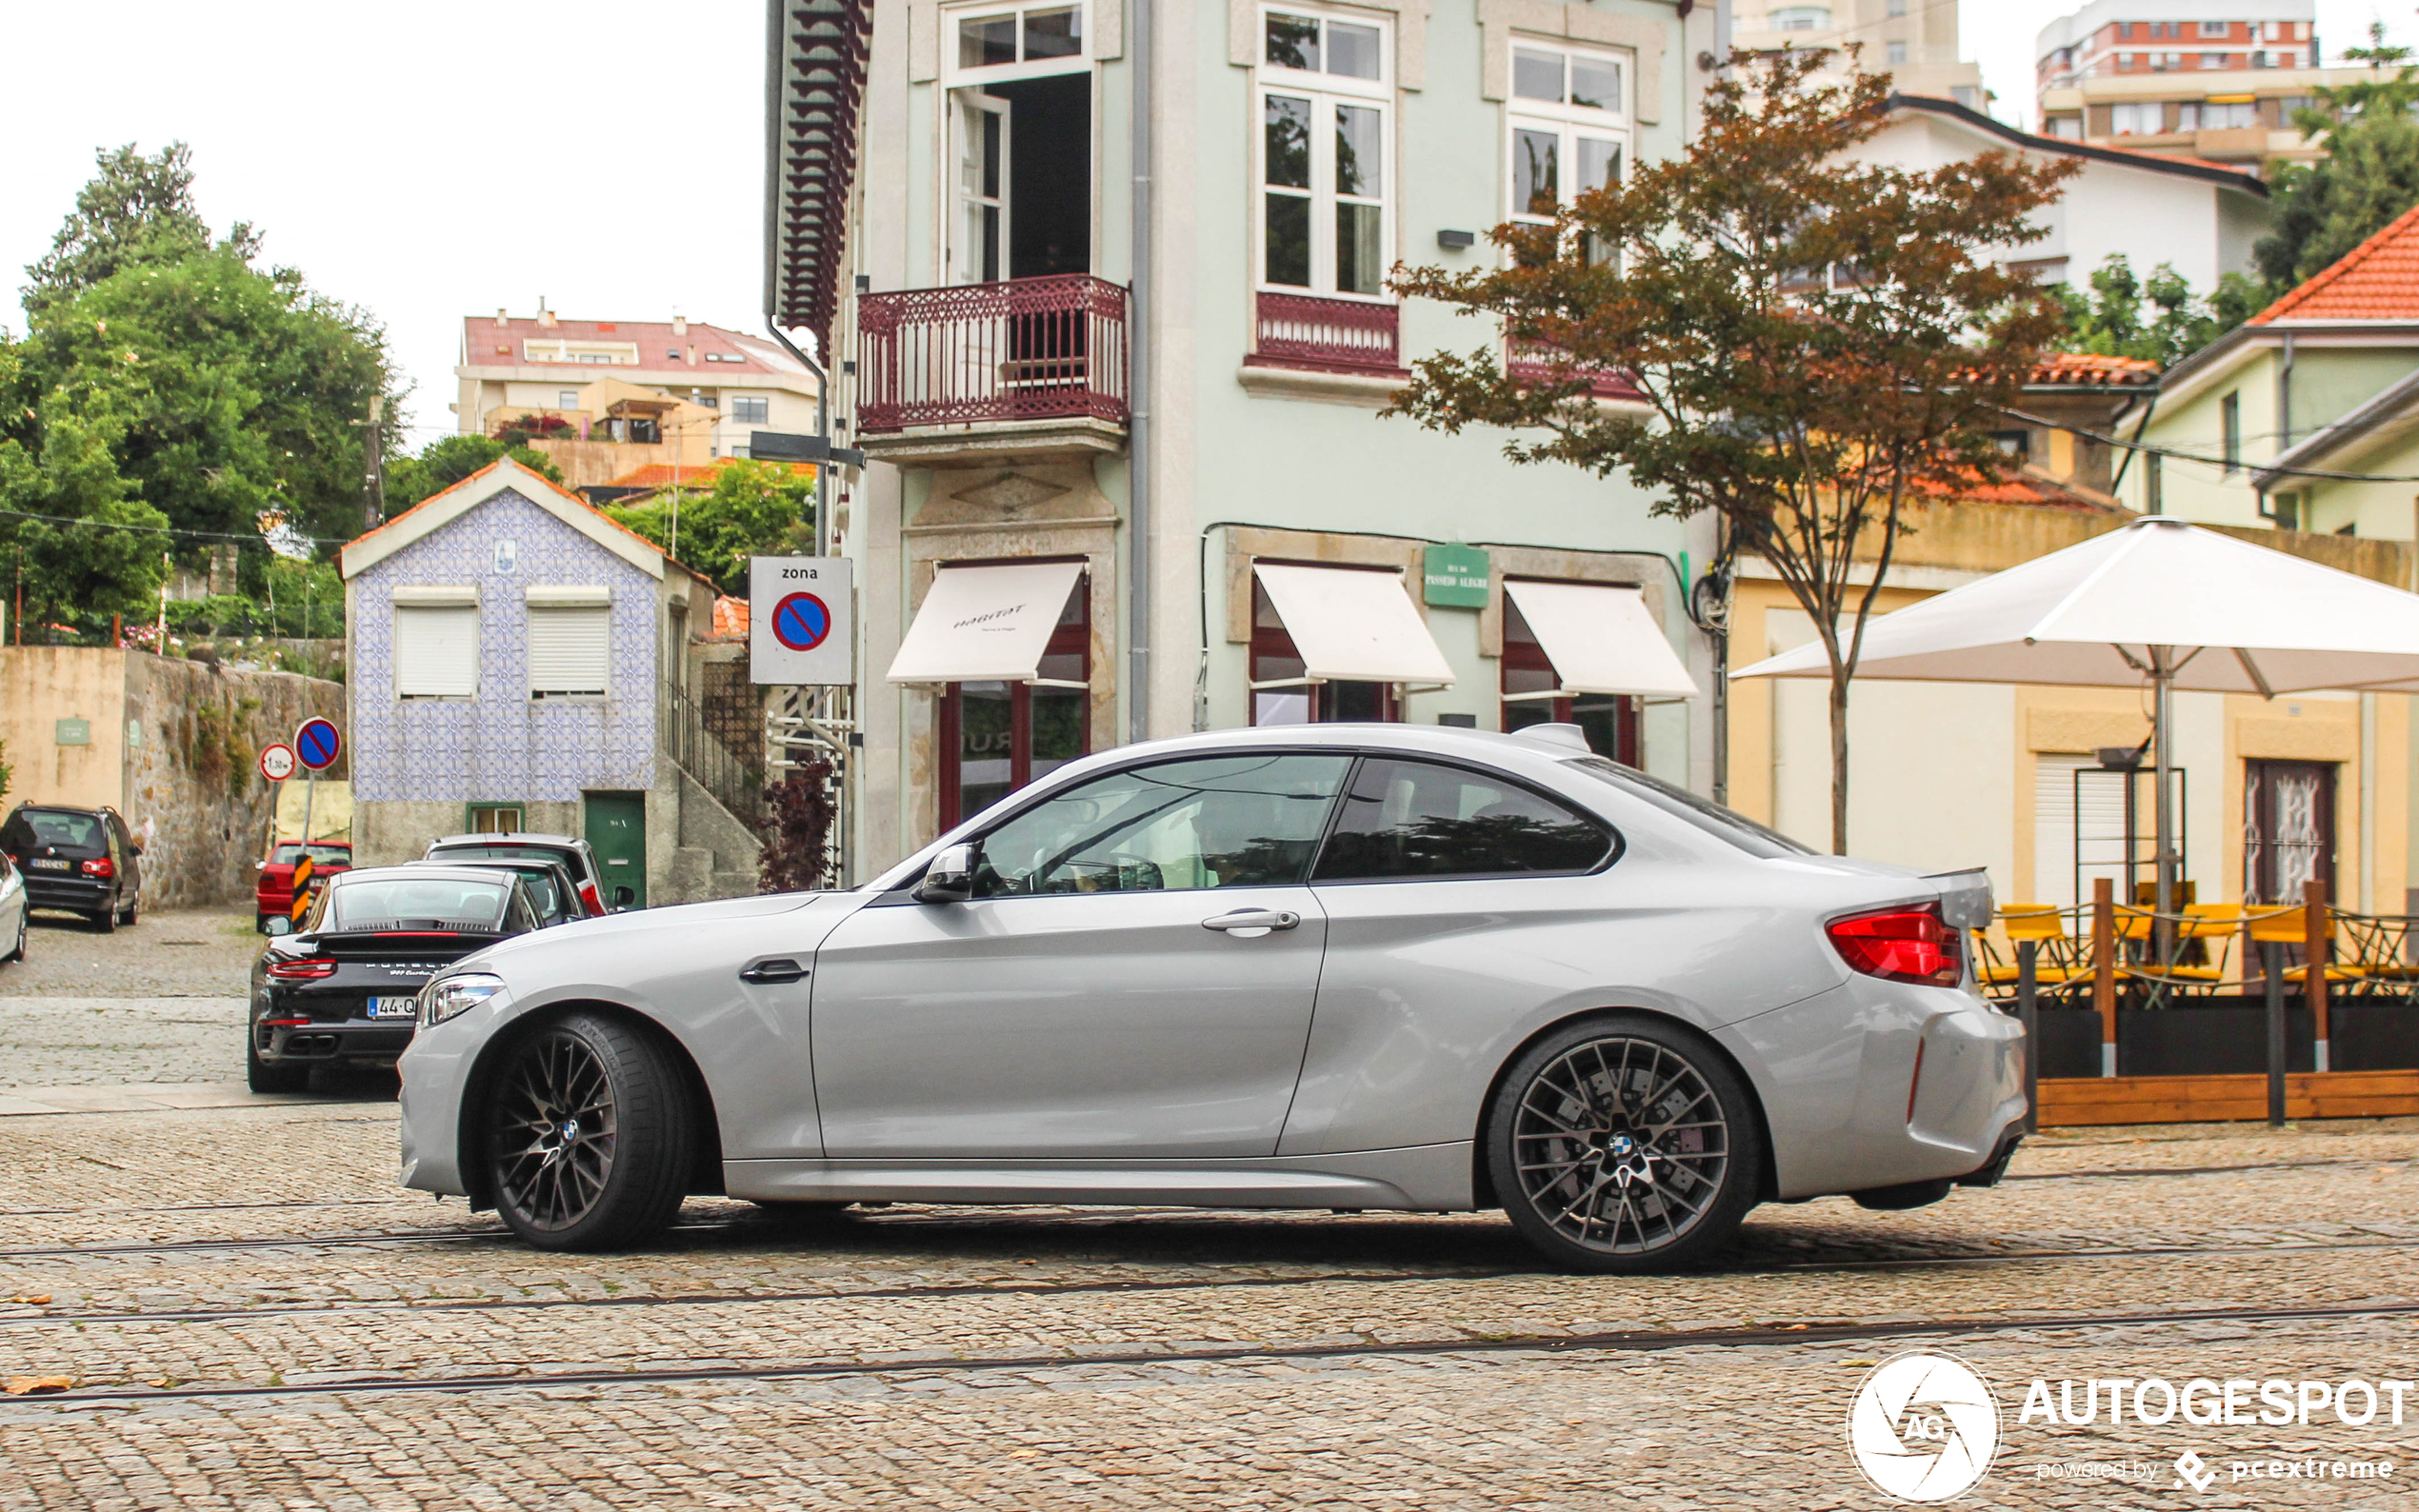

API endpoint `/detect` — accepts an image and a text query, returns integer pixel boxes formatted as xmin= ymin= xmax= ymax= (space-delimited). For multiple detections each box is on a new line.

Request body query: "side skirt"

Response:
xmin=723 ymin=1142 xmax=1475 ymax=1211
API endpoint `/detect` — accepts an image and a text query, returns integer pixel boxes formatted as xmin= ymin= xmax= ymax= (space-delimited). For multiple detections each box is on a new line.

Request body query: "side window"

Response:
xmin=1311 ymin=757 xmax=1611 ymax=881
xmin=974 ymin=753 xmax=1352 ymax=896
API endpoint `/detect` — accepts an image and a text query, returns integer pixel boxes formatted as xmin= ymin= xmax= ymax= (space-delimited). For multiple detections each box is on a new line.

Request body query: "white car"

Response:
xmin=400 ymin=724 xmax=2026 ymax=1272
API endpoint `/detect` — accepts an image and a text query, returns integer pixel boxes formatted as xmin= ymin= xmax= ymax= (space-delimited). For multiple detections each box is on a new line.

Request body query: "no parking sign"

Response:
xmin=750 ymin=558 xmax=854 ymax=685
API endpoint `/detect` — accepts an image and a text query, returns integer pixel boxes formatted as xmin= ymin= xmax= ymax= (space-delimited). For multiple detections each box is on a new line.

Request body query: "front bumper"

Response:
xmin=1721 ymin=979 xmax=2028 ymax=1202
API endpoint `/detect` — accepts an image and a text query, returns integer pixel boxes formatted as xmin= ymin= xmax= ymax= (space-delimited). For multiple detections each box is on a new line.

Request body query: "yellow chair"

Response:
xmin=2244 ymin=904 xmax=2358 ymax=986
xmin=2121 ymin=903 xmax=2237 ymax=990
xmin=1980 ymin=905 xmax=2086 ymax=997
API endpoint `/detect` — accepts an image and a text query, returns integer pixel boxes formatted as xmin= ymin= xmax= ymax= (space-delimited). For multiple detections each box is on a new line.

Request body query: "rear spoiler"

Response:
xmin=1925 ymin=867 xmax=1994 ymax=932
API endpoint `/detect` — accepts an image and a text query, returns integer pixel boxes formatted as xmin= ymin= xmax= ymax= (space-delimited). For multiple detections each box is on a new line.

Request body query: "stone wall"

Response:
xmin=123 ymin=654 xmax=346 ymax=910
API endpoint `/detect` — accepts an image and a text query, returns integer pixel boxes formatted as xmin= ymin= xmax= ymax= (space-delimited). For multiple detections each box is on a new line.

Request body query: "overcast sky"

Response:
xmin=3 ymin=0 xmax=2415 ymax=448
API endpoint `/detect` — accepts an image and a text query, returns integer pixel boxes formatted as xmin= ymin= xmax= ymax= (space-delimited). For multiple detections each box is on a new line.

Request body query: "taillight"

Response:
xmin=266 ymin=957 xmax=338 ymax=982
xmin=580 ymin=883 xmax=603 ymax=915
xmin=1827 ymin=905 xmax=1963 ymax=987
xmin=80 ymin=857 xmax=113 ymax=879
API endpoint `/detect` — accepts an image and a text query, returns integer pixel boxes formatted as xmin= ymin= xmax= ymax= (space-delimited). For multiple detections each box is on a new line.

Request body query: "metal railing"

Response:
xmin=1507 ymin=338 xmax=1642 ymax=401
xmin=856 ymin=274 xmax=1130 ymax=433
xmin=1251 ymin=291 xmax=1401 ymax=374
xmin=659 ymin=677 xmax=765 ymax=830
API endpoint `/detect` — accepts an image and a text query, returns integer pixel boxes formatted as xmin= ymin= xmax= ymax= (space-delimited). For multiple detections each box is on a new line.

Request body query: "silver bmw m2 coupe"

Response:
xmin=399 ymin=724 xmax=2025 ymax=1272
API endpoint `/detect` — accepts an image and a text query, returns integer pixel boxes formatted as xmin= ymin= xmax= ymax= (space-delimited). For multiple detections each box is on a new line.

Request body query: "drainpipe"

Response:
xmin=760 ymin=318 xmax=833 ymax=556
xmin=2278 ymin=330 xmax=2296 ymax=453
xmin=1128 ymin=0 xmax=1154 ymax=745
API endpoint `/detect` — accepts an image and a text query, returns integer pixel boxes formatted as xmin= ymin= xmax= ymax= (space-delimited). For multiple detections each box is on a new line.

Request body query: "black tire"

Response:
xmin=4 ymin=909 xmax=25 ymax=964
xmin=486 ymin=1012 xmax=694 ymax=1252
xmin=1485 ymin=1014 xmax=1763 ymax=1274
xmin=90 ymin=904 xmax=115 ymax=935
xmin=119 ymin=893 xmax=138 ymax=926
xmin=246 ymin=1032 xmax=310 ymax=1094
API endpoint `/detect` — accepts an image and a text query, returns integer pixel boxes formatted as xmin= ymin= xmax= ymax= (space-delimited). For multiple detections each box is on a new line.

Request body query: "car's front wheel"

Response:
xmin=487 ymin=1012 xmax=694 ymax=1251
xmin=1485 ymin=1015 xmax=1762 ymax=1274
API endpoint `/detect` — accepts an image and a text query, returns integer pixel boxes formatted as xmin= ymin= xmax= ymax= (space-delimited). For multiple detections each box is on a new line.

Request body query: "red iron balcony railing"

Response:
xmin=1507 ymin=339 xmax=1644 ymax=402
xmin=1249 ymin=291 xmax=1404 ymax=376
xmin=856 ymin=275 xmax=1129 ymax=434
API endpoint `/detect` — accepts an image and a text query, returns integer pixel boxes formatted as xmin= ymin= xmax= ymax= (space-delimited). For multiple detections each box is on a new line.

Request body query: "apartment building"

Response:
xmin=2033 ymin=0 xmax=2343 ymax=165
xmin=1730 ymin=0 xmax=1986 ymax=107
xmin=452 ymin=309 xmax=823 ymax=488
xmin=770 ymin=0 xmax=1727 ymax=872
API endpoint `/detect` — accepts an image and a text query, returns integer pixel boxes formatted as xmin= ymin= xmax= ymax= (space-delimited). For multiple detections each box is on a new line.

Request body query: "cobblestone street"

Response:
xmin=3 ymin=926 xmax=2415 ymax=1508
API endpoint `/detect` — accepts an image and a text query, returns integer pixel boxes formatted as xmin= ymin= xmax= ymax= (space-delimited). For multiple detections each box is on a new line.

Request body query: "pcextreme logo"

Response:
xmin=1846 ymin=1351 xmax=2003 ymax=1502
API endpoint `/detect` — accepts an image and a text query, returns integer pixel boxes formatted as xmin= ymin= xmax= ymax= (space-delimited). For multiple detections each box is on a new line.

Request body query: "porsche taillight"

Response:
xmin=1827 ymin=905 xmax=1963 ymax=987
xmin=266 ymin=957 xmax=338 ymax=982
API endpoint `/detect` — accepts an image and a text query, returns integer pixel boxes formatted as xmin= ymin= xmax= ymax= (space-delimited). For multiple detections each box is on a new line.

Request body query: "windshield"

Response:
xmin=1563 ymin=757 xmax=1811 ymax=860
xmin=17 ymin=810 xmax=103 ymax=850
xmin=271 ymin=844 xmax=351 ymax=865
xmin=326 ymin=876 xmax=512 ymax=932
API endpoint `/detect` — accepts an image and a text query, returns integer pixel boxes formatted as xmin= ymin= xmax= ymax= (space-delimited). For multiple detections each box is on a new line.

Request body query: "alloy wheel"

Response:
xmin=1509 ymin=1033 xmax=1730 ymax=1258
xmin=493 ymin=1030 xmax=621 ymax=1232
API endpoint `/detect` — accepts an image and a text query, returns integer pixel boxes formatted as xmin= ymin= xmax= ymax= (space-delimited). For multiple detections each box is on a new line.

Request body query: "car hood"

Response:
xmin=455 ymin=890 xmax=834 ymax=972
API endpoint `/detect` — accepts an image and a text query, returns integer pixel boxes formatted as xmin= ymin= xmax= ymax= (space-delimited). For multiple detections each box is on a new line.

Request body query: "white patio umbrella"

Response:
xmin=1732 ymin=515 xmax=2419 ymax=915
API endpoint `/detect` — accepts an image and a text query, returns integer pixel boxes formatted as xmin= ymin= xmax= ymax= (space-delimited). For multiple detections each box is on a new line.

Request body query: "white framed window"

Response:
xmin=1769 ymin=6 xmax=1829 ymax=30
xmin=557 ymin=389 xmax=579 ymax=408
xmin=392 ymin=592 xmax=479 ymax=699
xmin=1885 ymin=39 xmax=1907 ymax=66
xmin=2198 ymin=20 xmax=2229 ymax=38
xmin=1257 ymin=7 xmax=1392 ymax=299
xmin=946 ymin=0 xmax=1086 ymax=84
xmin=1506 ymin=40 xmax=1629 ymax=264
xmin=526 ymin=589 xmax=611 ymax=701
xmin=731 ymin=395 xmax=770 ymax=424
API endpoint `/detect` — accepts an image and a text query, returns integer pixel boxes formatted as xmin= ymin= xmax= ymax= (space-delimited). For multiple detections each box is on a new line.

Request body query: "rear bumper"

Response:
xmin=1721 ymin=980 xmax=2028 ymax=1202
xmin=254 ymin=1018 xmax=414 ymax=1065
xmin=24 ymin=875 xmax=109 ymax=911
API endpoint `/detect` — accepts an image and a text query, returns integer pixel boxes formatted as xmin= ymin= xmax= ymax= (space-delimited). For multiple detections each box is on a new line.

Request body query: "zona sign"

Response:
xmin=295 ymin=718 xmax=342 ymax=771
xmin=771 ymin=591 xmax=832 ymax=653
xmin=259 ymin=744 xmax=297 ymax=783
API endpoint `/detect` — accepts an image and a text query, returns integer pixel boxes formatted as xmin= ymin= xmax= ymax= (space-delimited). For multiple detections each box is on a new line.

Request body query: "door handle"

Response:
xmin=1202 ymin=909 xmax=1302 ymax=934
xmin=738 ymin=958 xmax=810 ymax=985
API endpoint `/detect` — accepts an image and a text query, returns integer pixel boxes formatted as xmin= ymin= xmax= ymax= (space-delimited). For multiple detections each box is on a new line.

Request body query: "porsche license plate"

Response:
xmin=368 ymin=997 xmax=418 ymax=1020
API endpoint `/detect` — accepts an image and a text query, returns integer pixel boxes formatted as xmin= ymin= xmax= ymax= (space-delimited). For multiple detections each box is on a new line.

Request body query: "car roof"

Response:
xmin=428 ymin=833 xmax=586 ymax=848
xmin=331 ymin=864 xmax=525 ymax=887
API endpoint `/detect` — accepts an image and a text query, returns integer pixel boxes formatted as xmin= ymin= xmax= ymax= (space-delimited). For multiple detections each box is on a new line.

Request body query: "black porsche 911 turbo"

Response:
xmin=248 ymin=865 xmax=547 ymax=1092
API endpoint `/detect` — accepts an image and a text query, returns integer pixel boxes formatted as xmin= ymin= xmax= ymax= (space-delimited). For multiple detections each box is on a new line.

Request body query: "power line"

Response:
xmin=1995 ymin=405 xmax=2419 ymax=484
xmin=0 ymin=507 xmax=350 ymax=548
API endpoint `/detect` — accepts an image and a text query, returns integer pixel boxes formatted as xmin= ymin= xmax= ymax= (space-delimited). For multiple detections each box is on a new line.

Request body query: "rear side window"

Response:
xmin=1563 ymin=756 xmax=1809 ymax=859
xmin=1311 ymin=758 xmax=1612 ymax=881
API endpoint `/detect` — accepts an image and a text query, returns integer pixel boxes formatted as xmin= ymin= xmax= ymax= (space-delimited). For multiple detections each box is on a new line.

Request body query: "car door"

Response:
xmin=1278 ymin=755 xmax=1623 ymax=1157
xmin=809 ymin=750 xmax=1353 ymax=1160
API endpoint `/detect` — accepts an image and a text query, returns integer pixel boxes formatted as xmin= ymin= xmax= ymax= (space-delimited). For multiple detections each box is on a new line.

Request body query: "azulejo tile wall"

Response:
xmin=351 ymin=489 xmax=658 ymax=804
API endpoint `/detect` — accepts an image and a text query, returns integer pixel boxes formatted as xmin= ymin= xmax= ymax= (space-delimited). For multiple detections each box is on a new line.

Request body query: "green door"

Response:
xmin=584 ymin=791 xmax=648 ymax=908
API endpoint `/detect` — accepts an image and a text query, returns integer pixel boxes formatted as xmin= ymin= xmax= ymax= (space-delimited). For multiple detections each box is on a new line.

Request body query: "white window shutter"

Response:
xmin=528 ymin=606 xmax=611 ymax=698
xmin=394 ymin=606 xmax=480 ymax=697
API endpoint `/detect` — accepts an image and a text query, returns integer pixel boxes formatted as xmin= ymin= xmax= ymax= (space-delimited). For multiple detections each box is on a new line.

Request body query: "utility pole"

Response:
xmin=358 ymin=394 xmax=387 ymax=529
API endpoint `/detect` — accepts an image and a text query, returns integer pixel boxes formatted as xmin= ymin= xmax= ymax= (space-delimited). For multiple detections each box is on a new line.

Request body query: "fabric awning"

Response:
xmin=887 ymin=560 xmax=1087 ymax=685
xmin=1504 ymin=580 xmax=1700 ymax=699
xmin=1254 ymin=563 xmax=1454 ymax=686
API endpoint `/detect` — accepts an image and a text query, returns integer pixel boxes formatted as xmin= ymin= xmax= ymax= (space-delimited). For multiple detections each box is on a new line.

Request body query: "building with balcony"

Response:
xmin=1729 ymin=0 xmax=1986 ymax=108
xmin=771 ymin=0 xmax=1726 ymax=871
xmin=2031 ymin=1 xmax=2353 ymax=167
xmin=452 ymin=309 xmax=823 ymax=490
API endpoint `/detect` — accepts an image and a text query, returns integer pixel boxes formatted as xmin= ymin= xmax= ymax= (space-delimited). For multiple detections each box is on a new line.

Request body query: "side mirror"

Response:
xmin=130 ymin=842 xmax=145 ymax=857
xmin=914 ymin=843 xmax=976 ymax=904
xmin=254 ymin=860 xmax=267 ymax=871
xmin=611 ymin=885 xmax=636 ymax=909
xmin=264 ymin=916 xmax=294 ymax=937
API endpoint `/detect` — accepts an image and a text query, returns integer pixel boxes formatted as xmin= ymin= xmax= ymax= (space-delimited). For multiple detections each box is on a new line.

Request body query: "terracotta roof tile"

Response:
xmin=2030 ymin=352 xmax=2160 ymax=387
xmin=711 ymin=596 xmax=750 ymax=638
xmin=602 ymin=458 xmax=816 ymax=490
xmin=2251 ymin=203 xmax=2419 ymax=325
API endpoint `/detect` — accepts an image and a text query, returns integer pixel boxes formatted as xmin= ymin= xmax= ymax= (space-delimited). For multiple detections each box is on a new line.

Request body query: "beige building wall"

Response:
xmin=0 ymin=647 xmax=130 ymax=811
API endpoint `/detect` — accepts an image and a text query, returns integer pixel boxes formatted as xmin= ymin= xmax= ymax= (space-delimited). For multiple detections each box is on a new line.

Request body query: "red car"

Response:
xmin=255 ymin=842 xmax=353 ymax=931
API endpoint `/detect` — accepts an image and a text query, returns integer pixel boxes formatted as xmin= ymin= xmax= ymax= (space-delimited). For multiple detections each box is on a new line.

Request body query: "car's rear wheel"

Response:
xmin=487 ymin=1012 xmax=693 ymax=1251
xmin=1486 ymin=1015 xmax=1762 ymax=1274
xmin=118 ymin=893 xmax=138 ymax=926
xmin=246 ymin=1033 xmax=310 ymax=1094
xmin=89 ymin=903 xmax=115 ymax=934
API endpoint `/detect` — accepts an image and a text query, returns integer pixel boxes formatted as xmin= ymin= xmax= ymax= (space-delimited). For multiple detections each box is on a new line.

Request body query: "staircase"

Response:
xmin=658 ymin=678 xmax=764 ymax=901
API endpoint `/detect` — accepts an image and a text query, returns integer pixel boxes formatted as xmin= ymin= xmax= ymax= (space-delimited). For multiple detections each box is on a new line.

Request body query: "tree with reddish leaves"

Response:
xmin=758 ymin=764 xmax=838 ymax=893
xmin=1387 ymin=51 xmax=2076 ymax=852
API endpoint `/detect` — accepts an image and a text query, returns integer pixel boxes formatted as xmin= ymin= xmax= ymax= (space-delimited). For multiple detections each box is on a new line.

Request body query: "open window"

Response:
xmin=946 ymin=1 xmax=1092 ymax=286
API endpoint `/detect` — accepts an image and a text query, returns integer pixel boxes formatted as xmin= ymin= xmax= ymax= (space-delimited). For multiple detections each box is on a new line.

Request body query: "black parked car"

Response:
xmin=0 ymin=804 xmax=143 ymax=931
xmin=248 ymin=865 xmax=544 ymax=1092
